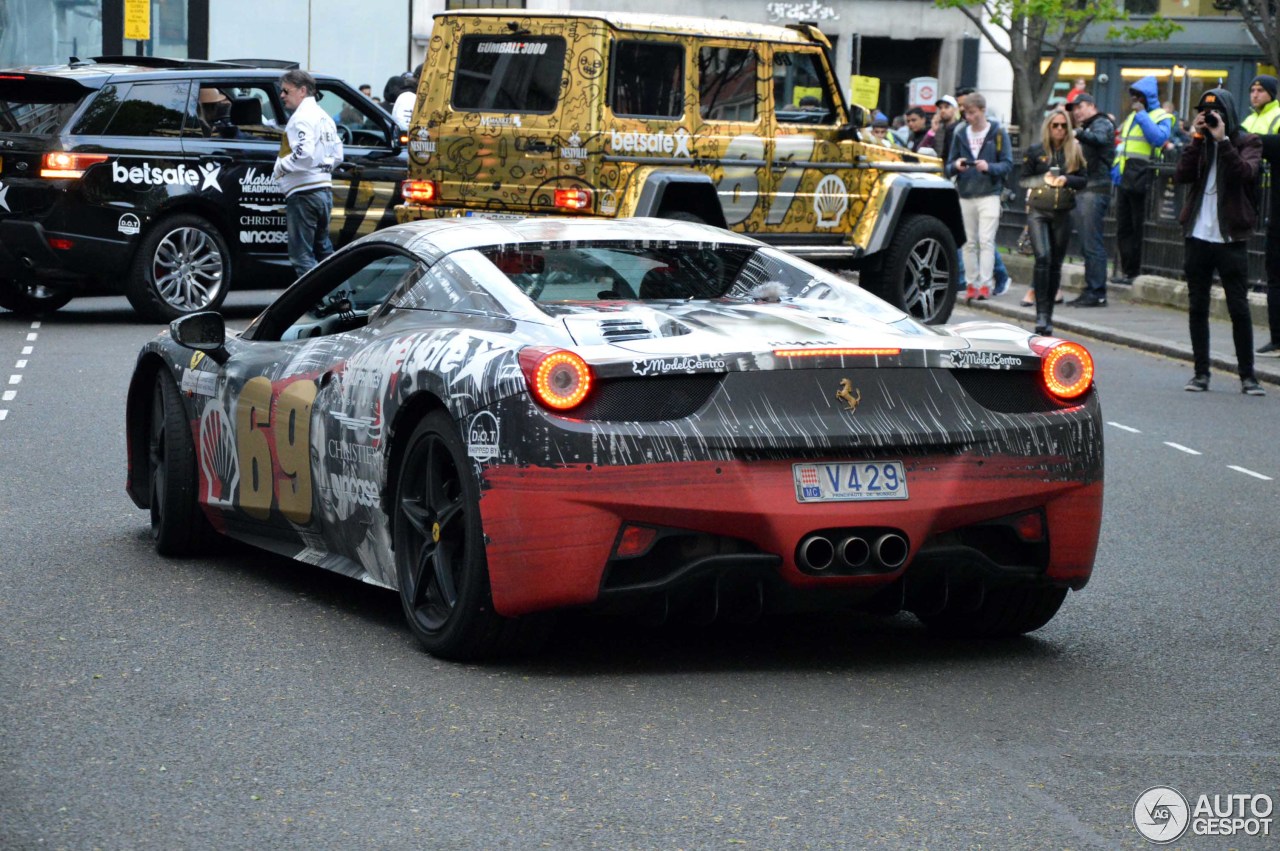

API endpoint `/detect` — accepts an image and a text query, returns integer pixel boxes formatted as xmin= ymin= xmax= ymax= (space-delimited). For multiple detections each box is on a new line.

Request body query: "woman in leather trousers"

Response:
xmin=1020 ymin=110 xmax=1088 ymax=335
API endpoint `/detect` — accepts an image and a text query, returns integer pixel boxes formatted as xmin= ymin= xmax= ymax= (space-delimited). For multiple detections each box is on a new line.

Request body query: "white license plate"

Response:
xmin=793 ymin=461 xmax=909 ymax=503
xmin=463 ymin=211 xmax=525 ymax=221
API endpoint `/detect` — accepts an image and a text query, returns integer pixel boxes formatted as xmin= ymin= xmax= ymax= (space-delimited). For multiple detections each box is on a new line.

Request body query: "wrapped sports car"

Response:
xmin=125 ymin=217 xmax=1103 ymax=660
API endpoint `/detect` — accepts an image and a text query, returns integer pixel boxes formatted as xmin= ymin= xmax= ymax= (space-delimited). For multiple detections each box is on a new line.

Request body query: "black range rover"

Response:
xmin=0 ymin=57 xmax=407 ymax=320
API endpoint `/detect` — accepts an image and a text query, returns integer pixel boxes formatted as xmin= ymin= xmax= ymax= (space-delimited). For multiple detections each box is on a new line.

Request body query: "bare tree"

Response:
xmin=935 ymin=0 xmax=1180 ymax=144
xmin=1214 ymin=0 xmax=1280 ymax=72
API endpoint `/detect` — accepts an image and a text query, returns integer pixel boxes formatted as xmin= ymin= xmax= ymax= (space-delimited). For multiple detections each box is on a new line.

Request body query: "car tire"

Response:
xmin=0 ymin=278 xmax=74 ymax=315
xmin=862 ymin=214 xmax=957 ymax=325
xmin=916 ymin=584 xmax=1068 ymax=638
xmin=149 ymin=369 xmax=217 ymax=556
xmin=127 ymin=214 xmax=231 ymax=323
xmin=392 ymin=410 xmax=550 ymax=660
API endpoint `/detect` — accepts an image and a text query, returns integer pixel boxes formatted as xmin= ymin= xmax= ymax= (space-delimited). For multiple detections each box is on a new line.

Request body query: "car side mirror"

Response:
xmin=170 ymin=311 xmax=229 ymax=363
xmin=839 ymin=105 xmax=869 ymax=141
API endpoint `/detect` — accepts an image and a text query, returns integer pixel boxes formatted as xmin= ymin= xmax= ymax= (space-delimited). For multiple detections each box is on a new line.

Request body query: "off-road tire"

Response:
xmin=862 ymin=214 xmax=957 ymax=325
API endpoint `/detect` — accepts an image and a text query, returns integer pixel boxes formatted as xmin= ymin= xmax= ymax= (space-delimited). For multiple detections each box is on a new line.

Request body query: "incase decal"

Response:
xmin=948 ymin=351 xmax=1024 ymax=369
xmin=241 ymin=230 xmax=288 ymax=244
xmin=112 ymin=161 xmax=223 ymax=192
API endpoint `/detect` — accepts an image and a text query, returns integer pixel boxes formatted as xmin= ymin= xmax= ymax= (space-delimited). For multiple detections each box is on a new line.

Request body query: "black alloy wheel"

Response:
xmin=149 ymin=370 xmax=215 ymax=556
xmin=392 ymin=410 xmax=547 ymax=660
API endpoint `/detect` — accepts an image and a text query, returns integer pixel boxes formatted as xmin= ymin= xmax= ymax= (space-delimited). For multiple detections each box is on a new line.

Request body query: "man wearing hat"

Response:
xmin=1242 ymin=75 xmax=1280 ymax=356
xmin=1067 ymin=94 xmax=1115 ymax=308
xmin=1175 ymin=87 xmax=1265 ymax=395
xmin=1109 ymin=76 xmax=1175 ymax=292
xmin=925 ymin=95 xmax=961 ymax=165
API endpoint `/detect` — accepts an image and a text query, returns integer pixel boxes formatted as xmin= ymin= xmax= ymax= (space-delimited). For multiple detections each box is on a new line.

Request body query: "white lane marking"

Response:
xmin=21 ymin=346 xmax=32 ymax=355
xmin=7 ymin=375 xmax=20 ymax=386
xmin=1164 ymin=442 xmax=1202 ymax=456
xmin=0 ymin=410 xmax=7 ymax=421
xmin=25 ymin=333 xmax=36 ymax=342
xmin=1107 ymin=421 xmax=1141 ymax=433
xmin=1228 ymin=465 xmax=1273 ymax=481
xmin=30 ymin=321 xmax=40 ymax=329
xmin=2 ymin=391 xmax=14 ymax=401
xmin=15 ymin=359 xmax=27 ymax=369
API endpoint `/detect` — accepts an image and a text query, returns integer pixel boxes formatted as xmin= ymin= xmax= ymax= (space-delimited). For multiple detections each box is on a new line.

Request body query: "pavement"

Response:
xmin=960 ymin=252 xmax=1280 ymax=388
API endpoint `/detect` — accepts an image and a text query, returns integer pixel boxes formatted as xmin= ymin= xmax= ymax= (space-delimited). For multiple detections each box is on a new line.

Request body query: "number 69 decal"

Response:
xmin=235 ymin=376 xmax=317 ymax=523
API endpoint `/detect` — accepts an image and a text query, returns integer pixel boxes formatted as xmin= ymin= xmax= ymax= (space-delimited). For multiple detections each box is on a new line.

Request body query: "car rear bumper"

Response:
xmin=0 ymin=219 xmax=130 ymax=291
xmin=478 ymin=454 xmax=1103 ymax=617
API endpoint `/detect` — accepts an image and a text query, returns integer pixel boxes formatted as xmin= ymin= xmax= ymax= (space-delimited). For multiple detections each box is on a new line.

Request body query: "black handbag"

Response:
xmin=1119 ymin=158 xmax=1153 ymax=193
xmin=1028 ymin=183 xmax=1076 ymax=213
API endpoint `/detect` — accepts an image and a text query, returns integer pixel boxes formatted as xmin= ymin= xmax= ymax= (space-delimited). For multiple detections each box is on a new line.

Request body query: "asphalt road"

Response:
xmin=1 ymin=296 xmax=1277 ymax=850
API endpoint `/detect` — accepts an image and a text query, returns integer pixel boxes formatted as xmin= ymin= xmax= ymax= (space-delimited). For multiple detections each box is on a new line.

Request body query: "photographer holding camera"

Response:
xmin=1175 ymin=88 xmax=1265 ymax=396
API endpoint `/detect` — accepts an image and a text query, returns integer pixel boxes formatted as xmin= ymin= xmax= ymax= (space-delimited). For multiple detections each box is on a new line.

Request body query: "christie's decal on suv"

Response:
xmin=947 ymin=351 xmax=1025 ymax=370
xmin=631 ymin=355 xmax=726 ymax=376
xmin=112 ymin=161 xmax=223 ymax=192
xmin=607 ymin=128 xmax=693 ymax=158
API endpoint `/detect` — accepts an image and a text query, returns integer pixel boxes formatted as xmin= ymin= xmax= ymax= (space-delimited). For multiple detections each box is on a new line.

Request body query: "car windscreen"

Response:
xmin=452 ymin=35 xmax=567 ymax=113
xmin=0 ymin=75 xmax=92 ymax=135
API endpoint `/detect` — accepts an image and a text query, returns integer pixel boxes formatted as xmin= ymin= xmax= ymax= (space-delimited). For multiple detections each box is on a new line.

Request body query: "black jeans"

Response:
xmin=1114 ymin=186 xmax=1147 ymax=279
xmin=1185 ymin=237 xmax=1254 ymax=378
xmin=1028 ymin=207 xmax=1071 ymax=326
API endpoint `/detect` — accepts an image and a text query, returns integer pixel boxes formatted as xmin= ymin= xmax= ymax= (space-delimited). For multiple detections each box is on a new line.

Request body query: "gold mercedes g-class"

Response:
xmin=396 ymin=11 xmax=963 ymax=323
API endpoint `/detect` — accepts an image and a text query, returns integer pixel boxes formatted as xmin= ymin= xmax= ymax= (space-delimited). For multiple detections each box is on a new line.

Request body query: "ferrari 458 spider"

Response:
xmin=125 ymin=217 xmax=1103 ymax=659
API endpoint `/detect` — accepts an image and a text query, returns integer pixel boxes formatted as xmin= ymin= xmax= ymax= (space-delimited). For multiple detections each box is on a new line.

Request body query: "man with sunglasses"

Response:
xmin=1067 ymin=94 xmax=1115 ymax=307
xmin=274 ymin=69 xmax=345 ymax=278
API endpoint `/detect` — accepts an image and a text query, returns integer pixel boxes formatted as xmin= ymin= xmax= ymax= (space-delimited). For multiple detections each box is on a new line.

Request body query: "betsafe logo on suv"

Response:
xmin=396 ymin=11 xmax=965 ymax=325
xmin=0 ymin=57 xmax=406 ymax=321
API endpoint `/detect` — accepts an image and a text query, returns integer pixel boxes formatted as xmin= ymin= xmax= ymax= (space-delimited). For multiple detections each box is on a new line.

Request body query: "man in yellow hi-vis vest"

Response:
xmin=1249 ymin=75 xmax=1280 ymax=356
xmin=1109 ymin=76 xmax=1174 ymax=290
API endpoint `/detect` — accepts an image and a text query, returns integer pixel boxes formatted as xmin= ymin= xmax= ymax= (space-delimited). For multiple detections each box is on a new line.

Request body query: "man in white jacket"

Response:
xmin=274 ymin=70 xmax=344 ymax=277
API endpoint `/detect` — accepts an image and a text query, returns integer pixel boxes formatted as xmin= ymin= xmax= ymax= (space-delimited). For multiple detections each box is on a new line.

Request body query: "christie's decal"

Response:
xmin=632 ymin=355 xmax=726 ymax=376
xmin=948 ymin=351 xmax=1025 ymax=370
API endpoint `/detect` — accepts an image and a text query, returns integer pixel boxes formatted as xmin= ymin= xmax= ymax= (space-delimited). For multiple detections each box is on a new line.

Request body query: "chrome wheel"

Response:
xmin=901 ymin=236 xmax=950 ymax=322
xmin=151 ymin=226 xmax=226 ymax=312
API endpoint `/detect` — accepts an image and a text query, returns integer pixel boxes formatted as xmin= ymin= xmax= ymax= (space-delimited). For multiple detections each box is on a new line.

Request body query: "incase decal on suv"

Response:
xmin=112 ymin=161 xmax=222 ymax=192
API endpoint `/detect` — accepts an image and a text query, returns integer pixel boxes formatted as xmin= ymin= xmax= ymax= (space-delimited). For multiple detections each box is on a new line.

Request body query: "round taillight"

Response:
xmin=1041 ymin=340 xmax=1094 ymax=399
xmin=519 ymin=347 xmax=593 ymax=411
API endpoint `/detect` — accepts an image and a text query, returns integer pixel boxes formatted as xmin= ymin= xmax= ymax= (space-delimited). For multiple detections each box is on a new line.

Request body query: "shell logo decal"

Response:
xmin=814 ymin=174 xmax=848 ymax=227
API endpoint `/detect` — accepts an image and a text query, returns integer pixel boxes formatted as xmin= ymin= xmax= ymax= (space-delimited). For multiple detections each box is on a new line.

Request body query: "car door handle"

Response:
xmin=523 ymin=140 xmax=554 ymax=154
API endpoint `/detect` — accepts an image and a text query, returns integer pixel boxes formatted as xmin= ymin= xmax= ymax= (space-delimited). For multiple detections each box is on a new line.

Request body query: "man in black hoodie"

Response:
xmin=1174 ymin=88 xmax=1265 ymax=395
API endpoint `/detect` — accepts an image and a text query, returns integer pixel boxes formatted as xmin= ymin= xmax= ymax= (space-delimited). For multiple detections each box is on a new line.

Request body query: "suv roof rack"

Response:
xmin=217 ymin=58 xmax=301 ymax=70
xmin=88 ymin=55 xmax=251 ymax=69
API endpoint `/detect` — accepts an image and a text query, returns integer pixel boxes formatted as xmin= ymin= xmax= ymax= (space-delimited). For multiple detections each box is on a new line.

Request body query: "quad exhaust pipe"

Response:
xmin=796 ymin=531 xmax=909 ymax=573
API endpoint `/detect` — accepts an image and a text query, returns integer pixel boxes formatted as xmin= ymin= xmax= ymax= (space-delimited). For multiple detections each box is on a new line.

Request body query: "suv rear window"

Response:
xmin=0 ymin=77 xmax=90 ymax=135
xmin=698 ymin=47 xmax=758 ymax=122
xmin=610 ymin=41 xmax=684 ymax=118
xmin=73 ymin=81 xmax=192 ymax=137
xmin=453 ymin=35 xmax=567 ymax=113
